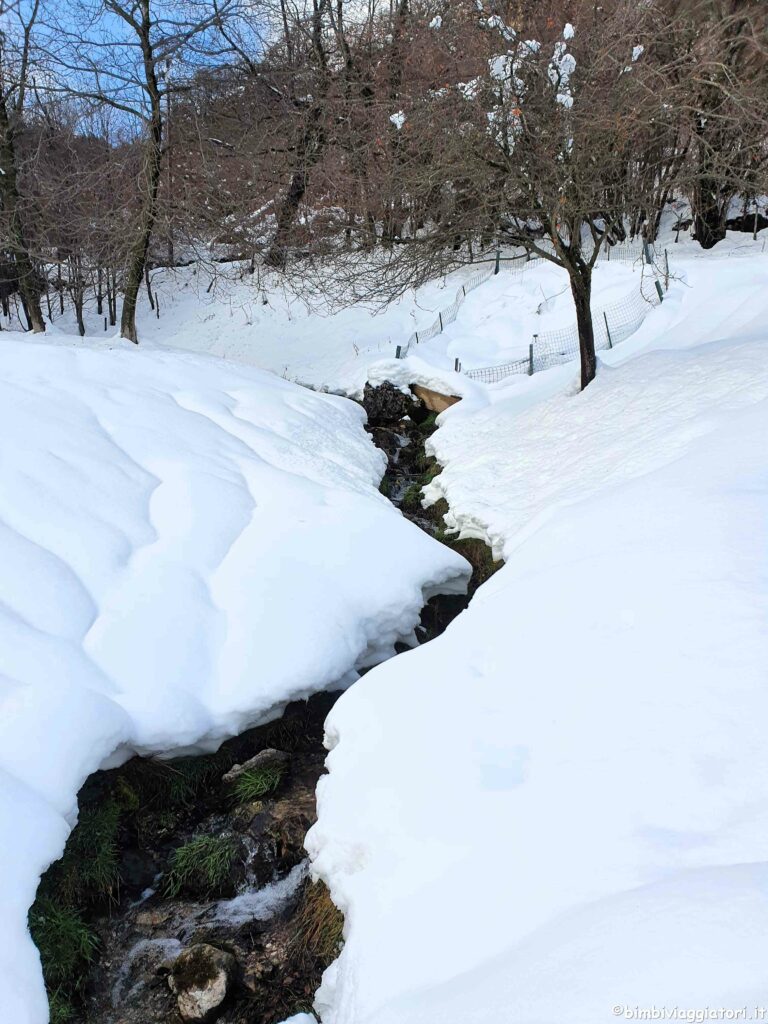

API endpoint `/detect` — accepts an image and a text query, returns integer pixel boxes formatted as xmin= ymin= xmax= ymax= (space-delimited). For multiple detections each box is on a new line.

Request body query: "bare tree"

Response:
xmin=296 ymin=0 xmax=675 ymax=390
xmin=47 ymin=0 xmax=242 ymax=342
xmin=0 ymin=0 xmax=46 ymax=331
xmin=674 ymin=0 xmax=767 ymax=248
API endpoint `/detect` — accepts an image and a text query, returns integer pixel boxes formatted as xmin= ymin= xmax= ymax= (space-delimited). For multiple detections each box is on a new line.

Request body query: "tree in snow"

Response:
xmin=666 ymin=0 xmax=768 ymax=248
xmin=0 ymin=0 xmax=47 ymax=332
xmin=309 ymin=0 xmax=673 ymax=389
xmin=45 ymin=0 xmax=250 ymax=343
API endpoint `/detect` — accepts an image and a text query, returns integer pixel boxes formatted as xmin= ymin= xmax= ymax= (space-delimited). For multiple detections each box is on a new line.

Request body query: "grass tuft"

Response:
xmin=233 ymin=764 xmax=286 ymax=803
xmin=417 ymin=411 xmax=439 ymax=433
xmin=48 ymin=991 xmax=76 ymax=1024
xmin=399 ymin=481 xmax=425 ymax=513
xmin=61 ymin=800 xmax=122 ymax=904
xmin=28 ymin=900 xmax=98 ymax=993
xmin=124 ymin=753 xmax=231 ymax=810
xmin=163 ymin=835 xmax=236 ymax=899
xmin=292 ymin=880 xmax=344 ymax=967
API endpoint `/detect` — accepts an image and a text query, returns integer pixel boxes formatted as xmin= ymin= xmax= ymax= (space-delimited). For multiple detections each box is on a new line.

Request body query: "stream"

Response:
xmin=31 ymin=384 xmax=498 ymax=1024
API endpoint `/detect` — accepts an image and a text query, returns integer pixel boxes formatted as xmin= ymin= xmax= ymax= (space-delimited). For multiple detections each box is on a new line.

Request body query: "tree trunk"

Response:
xmin=120 ymin=5 xmax=164 ymax=344
xmin=692 ymin=176 xmax=729 ymax=249
xmin=265 ymin=0 xmax=329 ymax=268
xmin=108 ymin=268 xmax=117 ymax=326
xmin=569 ymin=267 xmax=597 ymax=390
xmin=264 ymin=105 xmax=324 ymax=268
xmin=120 ymin=131 xmax=162 ymax=342
xmin=0 ymin=91 xmax=45 ymax=333
xmin=69 ymin=255 xmax=86 ymax=337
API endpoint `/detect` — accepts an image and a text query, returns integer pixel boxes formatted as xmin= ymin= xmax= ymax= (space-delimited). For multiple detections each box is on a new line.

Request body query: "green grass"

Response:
xmin=399 ymin=482 xmax=425 ymax=513
xmin=232 ymin=764 xmax=286 ymax=803
xmin=163 ymin=835 xmax=236 ymax=899
xmin=28 ymin=900 xmax=98 ymax=993
xmin=35 ymin=798 xmax=122 ymax=912
xmin=48 ymin=991 xmax=76 ymax=1024
xmin=124 ymin=753 xmax=231 ymax=810
xmin=61 ymin=800 xmax=122 ymax=904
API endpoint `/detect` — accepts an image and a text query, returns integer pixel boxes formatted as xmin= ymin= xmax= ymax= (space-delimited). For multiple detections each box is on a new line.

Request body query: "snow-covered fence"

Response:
xmin=396 ymin=253 xmax=539 ymax=358
xmin=465 ymin=263 xmax=663 ymax=384
xmin=394 ymin=239 xmax=655 ymax=361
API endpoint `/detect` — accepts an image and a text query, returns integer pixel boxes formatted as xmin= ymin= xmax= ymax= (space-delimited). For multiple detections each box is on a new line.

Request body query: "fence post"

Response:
xmin=104 ymin=317 xmax=107 ymax=331
xmin=415 ymin=331 xmax=419 ymax=345
xmin=664 ymin=249 xmax=669 ymax=291
xmin=495 ymin=247 xmax=500 ymax=275
xmin=529 ymin=336 xmax=536 ymax=376
xmin=654 ymin=280 xmax=664 ymax=303
xmin=454 ymin=358 xmax=461 ymax=372
xmin=643 ymin=240 xmax=652 ymax=265
xmin=438 ymin=312 xmax=443 ymax=332
xmin=603 ymin=311 xmax=613 ymax=348
xmin=396 ymin=345 xmax=402 ymax=359
xmin=462 ymin=285 xmax=466 ymax=297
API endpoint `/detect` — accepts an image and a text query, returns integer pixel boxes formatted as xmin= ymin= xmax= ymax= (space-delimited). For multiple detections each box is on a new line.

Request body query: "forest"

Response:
xmin=1 ymin=0 xmax=765 ymax=383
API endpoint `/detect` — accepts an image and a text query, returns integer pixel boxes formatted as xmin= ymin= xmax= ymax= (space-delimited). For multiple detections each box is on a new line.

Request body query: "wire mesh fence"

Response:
xmin=393 ymin=239 xmax=666 ymax=379
xmin=395 ymin=239 xmax=656 ymax=360
xmin=396 ymin=253 xmax=537 ymax=358
xmin=465 ymin=266 xmax=663 ymax=383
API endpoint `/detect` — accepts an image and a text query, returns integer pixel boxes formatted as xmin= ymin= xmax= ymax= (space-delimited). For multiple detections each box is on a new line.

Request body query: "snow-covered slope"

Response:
xmin=0 ymin=335 xmax=469 ymax=1023
xmin=306 ymin=253 xmax=768 ymax=1023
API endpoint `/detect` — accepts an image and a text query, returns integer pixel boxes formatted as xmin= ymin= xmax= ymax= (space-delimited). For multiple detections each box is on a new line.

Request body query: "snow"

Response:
xmin=424 ymin=258 xmax=768 ymax=558
xmin=15 ymin=261 xmax=503 ymax=398
xmin=306 ymin=246 xmax=768 ymax=1023
xmin=0 ymin=333 xmax=469 ymax=1023
xmin=3 ymin=215 xmax=768 ymax=1024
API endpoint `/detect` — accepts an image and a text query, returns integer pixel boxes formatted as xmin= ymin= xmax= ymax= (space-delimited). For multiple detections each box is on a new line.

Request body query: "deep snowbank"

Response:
xmin=0 ymin=334 xmax=469 ymax=1022
xmin=306 ymin=258 xmax=768 ymax=1023
xmin=424 ymin=254 xmax=768 ymax=557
